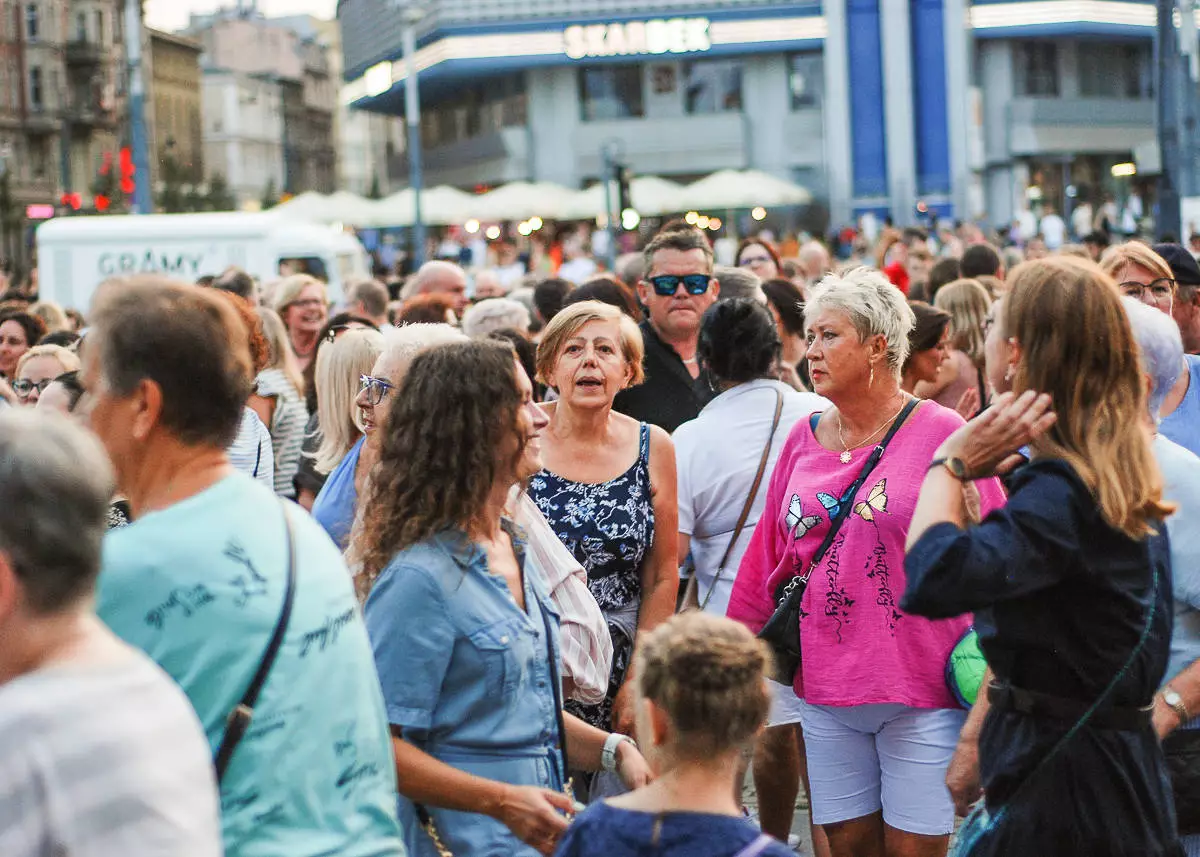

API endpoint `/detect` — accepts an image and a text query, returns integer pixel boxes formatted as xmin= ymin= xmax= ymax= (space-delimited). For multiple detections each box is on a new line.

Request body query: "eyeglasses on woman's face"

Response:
xmin=1119 ymin=278 xmax=1175 ymax=306
xmin=358 ymin=374 xmax=396 ymax=406
xmin=12 ymin=377 xmax=53 ymax=399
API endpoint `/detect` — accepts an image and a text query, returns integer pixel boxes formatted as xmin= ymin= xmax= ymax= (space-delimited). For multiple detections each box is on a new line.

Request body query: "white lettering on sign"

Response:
xmin=563 ymin=18 xmax=711 ymax=60
xmin=98 ymin=250 xmax=208 ymax=278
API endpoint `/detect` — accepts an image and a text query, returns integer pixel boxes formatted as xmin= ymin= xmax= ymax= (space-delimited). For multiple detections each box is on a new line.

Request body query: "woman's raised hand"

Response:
xmin=936 ymin=390 xmax=1057 ymax=479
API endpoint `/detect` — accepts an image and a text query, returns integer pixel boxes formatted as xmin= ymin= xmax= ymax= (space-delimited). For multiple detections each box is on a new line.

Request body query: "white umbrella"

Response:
xmin=680 ymin=169 xmax=812 ymax=211
xmin=272 ymin=191 xmax=329 ymax=220
xmin=273 ymin=190 xmax=377 ymax=226
xmin=472 ymin=181 xmax=576 ymax=223
xmin=368 ymin=185 xmax=477 ymax=227
xmin=560 ymin=176 xmax=687 ymax=221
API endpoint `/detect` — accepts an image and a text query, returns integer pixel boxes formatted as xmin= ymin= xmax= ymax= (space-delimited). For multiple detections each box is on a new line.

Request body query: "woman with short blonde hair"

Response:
xmin=905 ymin=256 xmax=1177 ymax=856
xmin=270 ymin=273 xmax=328 ymax=372
xmin=528 ymin=299 xmax=677 ymax=790
xmin=13 ymin=344 xmax=79 ymax=405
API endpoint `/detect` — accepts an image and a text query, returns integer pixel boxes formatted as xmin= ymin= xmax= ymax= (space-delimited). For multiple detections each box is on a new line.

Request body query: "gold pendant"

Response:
xmin=840 ymin=451 xmax=852 ymax=464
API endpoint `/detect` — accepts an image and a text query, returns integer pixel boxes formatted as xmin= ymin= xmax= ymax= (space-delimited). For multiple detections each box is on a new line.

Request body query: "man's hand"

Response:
xmin=946 ymin=737 xmax=983 ymax=817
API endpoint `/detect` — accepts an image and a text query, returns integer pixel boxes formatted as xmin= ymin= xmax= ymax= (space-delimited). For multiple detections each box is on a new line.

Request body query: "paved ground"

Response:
xmin=742 ymin=776 xmax=815 ymax=854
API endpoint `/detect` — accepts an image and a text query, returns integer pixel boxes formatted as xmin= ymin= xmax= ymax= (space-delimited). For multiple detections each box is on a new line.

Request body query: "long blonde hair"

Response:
xmin=256 ymin=306 xmax=306 ymax=396
xmin=1004 ymin=257 xmax=1172 ymax=539
xmin=934 ymin=278 xmax=991 ymax=367
xmin=313 ymin=328 xmax=383 ymax=474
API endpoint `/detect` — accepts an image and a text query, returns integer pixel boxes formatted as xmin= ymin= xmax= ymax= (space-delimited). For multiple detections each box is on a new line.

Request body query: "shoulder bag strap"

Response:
xmin=775 ymin=397 xmax=919 ymax=605
xmin=536 ymin=596 xmax=572 ymax=786
xmin=214 ymin=501 xmax=299 ymax=784
xmin=700 ymin=388 xmax=785 ymax=612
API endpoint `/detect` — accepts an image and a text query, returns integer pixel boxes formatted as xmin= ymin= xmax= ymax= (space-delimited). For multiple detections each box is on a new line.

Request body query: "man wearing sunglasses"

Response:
xmin=613 ymin=224 xmax=720 ymax=433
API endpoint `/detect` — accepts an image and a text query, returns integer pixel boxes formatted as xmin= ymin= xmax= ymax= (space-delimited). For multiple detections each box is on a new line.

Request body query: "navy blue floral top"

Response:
xmin=528 ymin=423 xmax=655 ymax=732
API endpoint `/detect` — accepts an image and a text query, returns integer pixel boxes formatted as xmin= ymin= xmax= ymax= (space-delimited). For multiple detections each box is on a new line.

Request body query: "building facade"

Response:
xmin=190 ymin=10 xmax=338 ymax=207
xmin=146 ymin=29 xmax=203 ymax=197
xmin=339 ymin=0 xmax=1171 ymax=230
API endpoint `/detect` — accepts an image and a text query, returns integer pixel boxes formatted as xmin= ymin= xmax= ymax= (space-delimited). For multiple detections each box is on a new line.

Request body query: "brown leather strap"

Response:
xmin=700 ymin=388 xmax=785 ymax=611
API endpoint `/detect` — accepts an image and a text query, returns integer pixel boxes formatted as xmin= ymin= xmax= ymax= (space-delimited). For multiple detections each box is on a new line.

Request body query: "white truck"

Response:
xmin=35 ymin=211 xmax=371 ymax=311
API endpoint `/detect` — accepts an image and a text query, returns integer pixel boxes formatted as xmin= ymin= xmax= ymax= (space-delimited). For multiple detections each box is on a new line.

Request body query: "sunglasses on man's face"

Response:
xmin=646 ymin=274 xmax=712 ymax=297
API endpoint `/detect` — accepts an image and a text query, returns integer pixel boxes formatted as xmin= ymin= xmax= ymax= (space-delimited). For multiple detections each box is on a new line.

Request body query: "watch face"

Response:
xmin=947 ymin=458 xmax=969 ymax=479
xmin=1166 ymin=690 xmax=1183 ymax=705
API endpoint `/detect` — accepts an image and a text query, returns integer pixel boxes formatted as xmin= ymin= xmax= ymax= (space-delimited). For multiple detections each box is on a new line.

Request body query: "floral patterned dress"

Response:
xmin=527 ymin=423 xmax=655 ymax=732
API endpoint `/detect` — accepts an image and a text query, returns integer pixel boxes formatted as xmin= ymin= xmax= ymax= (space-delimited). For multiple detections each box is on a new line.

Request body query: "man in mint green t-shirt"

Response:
xmin=85 ymin=278 xmax=404 ymax=857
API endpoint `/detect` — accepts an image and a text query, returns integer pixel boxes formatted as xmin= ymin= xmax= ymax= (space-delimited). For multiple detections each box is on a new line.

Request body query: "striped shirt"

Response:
xmin=511 ymin=490 xmax=613 ymax=705
xmin=0 ymin=651 xmax=221 ymax=857
xmin=256 ymin=368 xmax=308 ymax=499
xmin=227 ymin=406 xmax=275 ymax=489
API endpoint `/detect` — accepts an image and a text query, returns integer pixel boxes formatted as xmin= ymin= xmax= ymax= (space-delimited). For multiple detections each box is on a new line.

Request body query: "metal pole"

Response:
xmin=124 ymin=0 xmax=151 ymax=214
xmin=403 ymin=7 xmax=425 ymax=267
xmin=602 ymin=144 xmax=617 ymax=271
xmin=1157 ymin=0 xmax=1183 ymax=239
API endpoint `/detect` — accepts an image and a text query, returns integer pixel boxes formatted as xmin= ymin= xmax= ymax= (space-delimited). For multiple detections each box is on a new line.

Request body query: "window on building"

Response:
xmin=1015 ymin=42 xmax=1059 ymax=97
xmin=1079 ymin=43 xmax=1151 ymax=98
xmin=29 ymin=66 xmax=41 ymax=110
xmin=578 ymin=65 xmax=645 ymax=121
xmin=94 ymin=10 xmax=103 ymax=44
xmin=25 ymin=2 xmax=38 ymax=40
xmin=789 ymin=53 xmax=824 ymax=110
xmin=75 ymin=11 xmax=85 ymax=41
xmin=683 ymin=60 xmax=743 ymax=114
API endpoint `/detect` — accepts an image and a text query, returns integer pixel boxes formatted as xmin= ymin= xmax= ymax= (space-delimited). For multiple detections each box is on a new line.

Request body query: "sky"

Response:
xmin=145 ymin=0 xmax=338 ymax=32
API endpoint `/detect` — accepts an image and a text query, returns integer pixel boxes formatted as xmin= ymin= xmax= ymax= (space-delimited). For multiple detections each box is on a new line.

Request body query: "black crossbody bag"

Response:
xmin=758 ymin=399 xmax=917 ymax=685
xmin=214 ymin=504 xmax=298 ymax=783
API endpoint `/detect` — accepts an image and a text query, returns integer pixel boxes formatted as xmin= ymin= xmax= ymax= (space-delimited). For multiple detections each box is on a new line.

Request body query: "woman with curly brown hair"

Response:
xmin=353 ymin=340 xmax=650 ymax=857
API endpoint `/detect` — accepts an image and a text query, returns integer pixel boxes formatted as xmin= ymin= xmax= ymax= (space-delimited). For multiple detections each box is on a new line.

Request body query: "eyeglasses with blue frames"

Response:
xmin=359 ymin=374 xmax=396 ymax=406
xmin=646 ymin=274 xmax=713 ymax=297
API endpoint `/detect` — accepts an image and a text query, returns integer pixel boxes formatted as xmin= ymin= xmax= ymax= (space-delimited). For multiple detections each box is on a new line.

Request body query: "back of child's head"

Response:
xmin=635 ymin=612 xmax=771 ymax=759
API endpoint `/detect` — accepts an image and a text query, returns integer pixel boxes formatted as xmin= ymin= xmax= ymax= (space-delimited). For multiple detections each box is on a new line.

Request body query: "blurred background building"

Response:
xmin=339 ymin=0 xmax=1167 ymax=230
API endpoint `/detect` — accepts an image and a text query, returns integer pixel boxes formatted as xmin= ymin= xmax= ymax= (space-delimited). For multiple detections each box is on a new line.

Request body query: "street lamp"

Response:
xmin=400 ymin=3 xmax=425 ymax=267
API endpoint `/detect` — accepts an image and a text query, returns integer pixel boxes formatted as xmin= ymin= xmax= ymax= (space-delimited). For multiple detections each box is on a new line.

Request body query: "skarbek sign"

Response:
xmin=563 ymin=18 xmax=712 ymax=60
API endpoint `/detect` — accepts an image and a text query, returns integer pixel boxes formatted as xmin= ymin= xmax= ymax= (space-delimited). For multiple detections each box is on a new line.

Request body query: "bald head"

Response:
xmin=798 ymin=241 xmax=832 ymax=281
xmin=406 ymin=261 xmax=468 ymax=313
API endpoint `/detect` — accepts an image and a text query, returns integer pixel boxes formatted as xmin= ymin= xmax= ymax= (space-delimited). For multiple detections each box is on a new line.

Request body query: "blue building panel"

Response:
xmin=846 ymin=0 xmax=888 ymax=199
xmin=911 ymin=0 xmax=952 ymax=197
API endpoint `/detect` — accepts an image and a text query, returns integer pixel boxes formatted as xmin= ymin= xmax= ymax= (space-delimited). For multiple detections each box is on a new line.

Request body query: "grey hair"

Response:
xmin=344 ymin=277 xmax=389 ymax=319
xmin=377 ymin=323 xmax=466 ymax=382
xmin=0 ymin=409 xmax=114 ymax=614
xmin=461 ymin=298 xmax=532 ymax=339
xmin=805 ymin=266 xmax=916 ymax=373
xmin=714 ymin=266 xmax=764 ymax=304
xmin=1121 ymin=296 xmax=1184 ymax=421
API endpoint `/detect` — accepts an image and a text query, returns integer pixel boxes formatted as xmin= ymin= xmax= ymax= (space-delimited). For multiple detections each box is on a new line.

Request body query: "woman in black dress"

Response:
xmin=902 ymin=256 xmax=1182 ymax=857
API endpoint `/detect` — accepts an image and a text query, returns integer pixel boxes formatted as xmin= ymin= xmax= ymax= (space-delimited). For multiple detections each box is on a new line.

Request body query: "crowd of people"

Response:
xmin=1 ymin=209 xmax=1200 ymax=857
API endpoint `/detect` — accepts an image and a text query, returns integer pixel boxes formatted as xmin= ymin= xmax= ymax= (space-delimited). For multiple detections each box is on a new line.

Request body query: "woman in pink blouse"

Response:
xmin=728 ymin=267 xmax=1005 ymax=857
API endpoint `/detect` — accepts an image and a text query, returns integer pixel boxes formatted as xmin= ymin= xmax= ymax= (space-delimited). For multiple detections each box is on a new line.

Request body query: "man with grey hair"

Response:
xmin=1123 ymin=297 xmax=1200 ymax=856
xmin=798 ymin=240 xmax=833 ymax=284
xmin=0 ymin=409 xmax=220 ymax=857
xmin=344 ymin=277 xmax=391 ymax=329
xmin=400 ymin=260 xmax=469 ymax=316
xmin=461 ymin=297 xmax=531 ymax=339
xmin=714 ymin=265 xmax=764 ymax=304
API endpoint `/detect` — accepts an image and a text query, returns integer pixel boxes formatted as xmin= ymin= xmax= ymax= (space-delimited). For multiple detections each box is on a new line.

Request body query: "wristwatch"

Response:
xmin=1162 ymin=686 xmax=1190 ymax=723
xmin=601 ymin=732 xmax=636 ymax=772
xmin=928 ymin=456 xmax=971 ymax=481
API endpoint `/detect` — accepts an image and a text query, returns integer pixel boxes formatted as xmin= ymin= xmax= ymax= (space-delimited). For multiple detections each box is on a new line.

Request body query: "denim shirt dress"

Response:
xmin=364 ymin=523 xmax=565 ymax=857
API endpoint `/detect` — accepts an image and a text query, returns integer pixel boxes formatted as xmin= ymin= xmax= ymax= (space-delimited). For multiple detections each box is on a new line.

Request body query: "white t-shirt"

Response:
xmin=1040 ymin=213 xmax=1067 ymax=249
xmin=0 ymin=651 xmax=221 ymax=857
xmin=674 ymin=379 xmax=828 ymax=616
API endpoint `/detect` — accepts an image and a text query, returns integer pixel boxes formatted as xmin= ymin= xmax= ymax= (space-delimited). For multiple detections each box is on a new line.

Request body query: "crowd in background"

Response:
xmin=1 ymin=204 xmax=1200 ymax=857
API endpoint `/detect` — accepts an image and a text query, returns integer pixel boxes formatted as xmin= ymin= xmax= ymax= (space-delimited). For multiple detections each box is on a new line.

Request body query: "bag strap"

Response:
xmin=984 ymin=546 xmax=1160 ymax=826
xmin=700 ymin=388 xmax=785 ymax=612
xmin=536 ymin=595 xmax=572 ymax=784
xmin=775 ymin=397 xmax=919 ymax=605
xmin=214 ymin=502 xmax=298 ymax=784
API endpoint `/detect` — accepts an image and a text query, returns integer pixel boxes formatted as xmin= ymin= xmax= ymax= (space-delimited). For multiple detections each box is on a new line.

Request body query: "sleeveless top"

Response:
xmin=527 ymin=423 xmax=655 ymax=623
xmin=255 ymin=368 xmax=307 ymax=499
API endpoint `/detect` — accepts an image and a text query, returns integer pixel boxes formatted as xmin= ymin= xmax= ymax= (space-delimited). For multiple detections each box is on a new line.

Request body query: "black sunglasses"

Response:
xmin=647 ymin=274 xmax=712 ymax=297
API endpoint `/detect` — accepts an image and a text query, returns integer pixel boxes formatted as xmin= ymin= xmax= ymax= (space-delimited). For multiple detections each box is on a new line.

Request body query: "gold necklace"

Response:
xmin=836 ymin=397 xmax=910 ymax=464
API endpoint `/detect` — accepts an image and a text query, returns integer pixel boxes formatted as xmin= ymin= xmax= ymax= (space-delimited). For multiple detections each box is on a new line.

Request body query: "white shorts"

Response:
xmin=766 ymin=679 xmax=805 ymax=727
xmin=797 ymin=701 xmax=965 ymax=835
